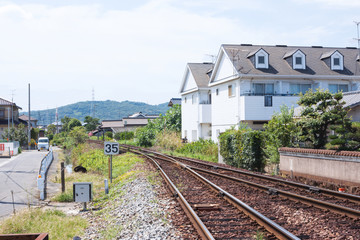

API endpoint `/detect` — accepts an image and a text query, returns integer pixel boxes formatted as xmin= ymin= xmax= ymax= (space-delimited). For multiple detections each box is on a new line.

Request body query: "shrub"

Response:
xmin=114 ymin=131 xmax=134 ymax=141
xmin=135 ymin=127 xmax=156 ymax=147
xmin=219 ymin=127 xmax=266 ymax=172
xmin=106 ymin=131 xmax=113 ymax=139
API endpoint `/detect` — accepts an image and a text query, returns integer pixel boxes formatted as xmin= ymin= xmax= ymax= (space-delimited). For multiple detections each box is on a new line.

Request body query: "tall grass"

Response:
xmin=155 ymin=130 xmax=182 ymax=151
xmin=0 ymin=208 xmax=87 ymax=240
xmin=176 ymin=138 xmax=218 ymax=162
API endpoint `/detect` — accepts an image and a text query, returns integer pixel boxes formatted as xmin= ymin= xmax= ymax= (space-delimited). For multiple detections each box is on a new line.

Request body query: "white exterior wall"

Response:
xmin=182 ymin=93 xmax=199 ymax=141
xmin=240 ymin=95 xmax=299 ymax=120
xmin=211 ymin=79 xmax=240 ymax=142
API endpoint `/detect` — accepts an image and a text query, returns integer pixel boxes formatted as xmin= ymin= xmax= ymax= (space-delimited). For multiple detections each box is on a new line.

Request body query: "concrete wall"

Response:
xmin=0 ymin=141 xmax=19 ymax=156
xmin=279 ymin=147 xmax=360 ymax=186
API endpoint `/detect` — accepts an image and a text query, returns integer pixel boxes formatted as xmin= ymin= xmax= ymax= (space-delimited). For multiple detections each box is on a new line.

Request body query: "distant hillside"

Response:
xmin=21 ymin=100 xmax=170 ymax=125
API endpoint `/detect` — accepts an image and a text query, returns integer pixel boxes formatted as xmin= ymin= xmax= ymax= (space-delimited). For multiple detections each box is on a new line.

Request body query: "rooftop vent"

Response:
xmin=241 ymin=44 xmax=252 ymax=46
xmin=276 ymin=45 xmax=287 ymax=47
xmin=312 ymin=46 xmax=323 ymax=48
xmin=346 ymin=47 xmax=357 ymax=49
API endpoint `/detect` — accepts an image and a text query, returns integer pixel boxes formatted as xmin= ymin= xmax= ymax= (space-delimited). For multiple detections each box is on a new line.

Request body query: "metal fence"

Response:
xmin=37 ymin=149 xmax=54 ymax=200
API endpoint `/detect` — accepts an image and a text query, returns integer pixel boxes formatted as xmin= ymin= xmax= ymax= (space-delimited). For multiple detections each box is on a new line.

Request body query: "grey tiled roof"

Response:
xmin=188 ymin=63 xmax=213 ymax=88
xmin=343 ymin=90 xmax=360 ymax=108
xmin=222 ymin=44 xmax=360 ymax=76
xmin=293 ymin=90 xmax=360 ymax=117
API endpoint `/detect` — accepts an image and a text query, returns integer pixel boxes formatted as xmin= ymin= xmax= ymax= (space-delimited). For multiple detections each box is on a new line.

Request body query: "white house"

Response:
xmin=180 ymin=63 xmax=214 ymax=141
xmin=180 ymin=44 xmax=360 ymax=142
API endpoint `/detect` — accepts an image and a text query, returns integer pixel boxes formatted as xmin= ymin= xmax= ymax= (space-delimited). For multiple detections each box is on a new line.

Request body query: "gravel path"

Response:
xmin=80 ymin=163 xmax=198 ymax=239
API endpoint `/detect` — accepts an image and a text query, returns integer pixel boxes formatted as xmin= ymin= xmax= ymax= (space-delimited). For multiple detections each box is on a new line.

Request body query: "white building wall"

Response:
xmin=240 ymin=95 xmax=299 ymax=120
xmin=211 ymin=79 xmax=240 ymax=142
xmin=181 ymin=93 xmax=199 ymax=141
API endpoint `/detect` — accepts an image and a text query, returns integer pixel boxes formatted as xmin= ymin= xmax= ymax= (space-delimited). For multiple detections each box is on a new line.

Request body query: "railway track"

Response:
xmin=133 ymin=148 xmax=300 ymax=240
xmin=119 ymin=144 xmax=360 ymax=238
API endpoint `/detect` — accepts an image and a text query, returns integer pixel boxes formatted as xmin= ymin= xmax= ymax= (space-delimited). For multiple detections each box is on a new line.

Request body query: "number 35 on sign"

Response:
xmin=104 ymin=142 xmax=119 ymax=155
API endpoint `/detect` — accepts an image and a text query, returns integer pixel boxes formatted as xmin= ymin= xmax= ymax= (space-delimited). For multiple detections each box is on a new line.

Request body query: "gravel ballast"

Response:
xmin=80 ymin=163 xmax=198 ymax=239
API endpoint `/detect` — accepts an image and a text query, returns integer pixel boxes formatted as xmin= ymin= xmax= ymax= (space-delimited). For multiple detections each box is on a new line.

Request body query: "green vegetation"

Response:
xmin=84 ymin=116 xmax=100 ymax=132
xmin=297 ymin=89 xmax=351 ymax=149
xmin=52 ymin=117 xmax=89 ymax=150
xmin=135 ymin=105 xmax=181 ymax=147
xmin=1 ymin=123 xmax=28 ymax=145
xmin=22 ymin=100 xmax=169 ymax=125
xmin=219 ymin=124 xmax=266 ymax=171
xmin=114 ymin=131 xmax=134 ymax=141
xmin=264 ymin=105 xmax=299 ymax=164
xmin=176 ymin=138 xmax=218 ymax=162
xmin=0 ymin=208 xmax=87 ymax=240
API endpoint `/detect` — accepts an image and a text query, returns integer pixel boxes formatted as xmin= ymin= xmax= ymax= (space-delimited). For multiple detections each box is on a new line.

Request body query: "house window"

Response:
xmin=290 ymin=84 xmax=311 ymax=94
xmin=254 ymin=83 xmax=274 ymax=95
xmin=228 ymin=85 xmax=234 ymax=97
xmin=330 ymin=52 xmax=343 ymax=70
xmin=216 ymin=89 xmax=219 ymax=95
xmin=258 ymin=56 xmax=265 ymax=64
xmin=295 ymin=57 xmax=302 ymax=65
xmin=264 ymin=96 xmax=272 ymax=107
xmin=328 ymin=84 xmax=348 ymax=93
xmin=0 ymin=109 xmax=4 ymax=118
xmin=184 ymin=97 xmax=187 ymax=103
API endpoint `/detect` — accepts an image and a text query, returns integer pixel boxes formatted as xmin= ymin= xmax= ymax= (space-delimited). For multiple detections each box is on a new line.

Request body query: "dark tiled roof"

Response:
xmin=0 ymin=98 xmax=21 ymax=109
xmin=19 ymin=115 xmax=38 ymax=122
xmin=222 ymin=44 xmax=360 ymax=76
xmin=168 ymin=98 xmax=181 ymax=106
xmin=188 ymin=63 xmax=213 ymax=88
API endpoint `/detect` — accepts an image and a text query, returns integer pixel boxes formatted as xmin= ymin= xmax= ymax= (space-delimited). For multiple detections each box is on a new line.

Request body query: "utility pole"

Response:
xmin=11 ymin=90 xmax=15 ymax=128
xmin=28 ymin=84 xmax=31 ymax=149
xmin=7 ymin=107 xmax=10 ymax=141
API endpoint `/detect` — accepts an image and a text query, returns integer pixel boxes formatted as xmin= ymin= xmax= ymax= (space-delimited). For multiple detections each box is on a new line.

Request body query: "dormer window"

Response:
xmin=321 ymin=50 xmax=344 ymax=71
xmin=248 ymin=48 xmax=269 ymax=69
xmin=258 ymin=56 xmax=265 ymax=64
xmin=331 ymin=52 xmax=343 ymax=70
xmin=295 ymin=57 xmax=302 ymax=65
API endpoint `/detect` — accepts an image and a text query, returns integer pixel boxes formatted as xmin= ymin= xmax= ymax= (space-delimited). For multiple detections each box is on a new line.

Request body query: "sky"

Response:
xmin=0 ymin=0 xmax=360 ymax=110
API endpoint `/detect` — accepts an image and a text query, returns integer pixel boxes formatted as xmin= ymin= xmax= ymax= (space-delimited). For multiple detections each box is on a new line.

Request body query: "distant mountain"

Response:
xmin=21 ymin=100 xmax=170 ymax=125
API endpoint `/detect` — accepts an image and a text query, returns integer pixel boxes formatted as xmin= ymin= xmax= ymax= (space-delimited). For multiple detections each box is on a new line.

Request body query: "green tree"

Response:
xmin=31 ymin=128 xmax=39 ymax=140
xmin=297 ymin=89 xmax=350 ymax=149
xmin=68 ymin=126 xmax=88 ymax=145
xmin=61 ymin=116 xmax=72 ymax=132
xmin=47 ymin=124 xmax=57 ymax=135
xmin=1 ymin=124 xmax=28 ymax=146
xmin=84 ymin=116 xmax=100 ymax=132
xmin=68 ymin=118 xmax=82 ymax=131
xmin=264 ymin=105 xmax=299 ymax=163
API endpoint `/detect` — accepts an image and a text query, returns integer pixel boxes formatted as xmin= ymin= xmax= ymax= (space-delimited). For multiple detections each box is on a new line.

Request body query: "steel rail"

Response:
xmin=133 ymin=150 xmax=214 ymax=240
xmin=135 ymin=146 xmax=360 ymax=204
xmin=127 ymin=147 xmax=300 ymax=240
xmin=190 ymin=165 xmax=360 ymax=219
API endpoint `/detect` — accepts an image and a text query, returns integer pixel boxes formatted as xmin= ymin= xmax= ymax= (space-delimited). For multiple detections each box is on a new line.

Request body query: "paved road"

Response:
xmin=0 ymin=150 xmax=48 ymax=219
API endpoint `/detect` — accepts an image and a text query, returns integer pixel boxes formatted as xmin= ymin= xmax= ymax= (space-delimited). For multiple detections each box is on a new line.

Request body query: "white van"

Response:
xmin=37 ymin=137 xmax=50 ymax=151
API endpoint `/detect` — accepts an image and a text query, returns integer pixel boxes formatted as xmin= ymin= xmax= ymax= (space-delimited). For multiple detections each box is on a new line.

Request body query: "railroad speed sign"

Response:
xmin=104 ymin=142 xmax=119 ymax=155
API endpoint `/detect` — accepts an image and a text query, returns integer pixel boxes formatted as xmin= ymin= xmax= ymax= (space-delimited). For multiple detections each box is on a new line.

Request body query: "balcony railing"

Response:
xmin=241 ymin=93 xmax=298 ymax=96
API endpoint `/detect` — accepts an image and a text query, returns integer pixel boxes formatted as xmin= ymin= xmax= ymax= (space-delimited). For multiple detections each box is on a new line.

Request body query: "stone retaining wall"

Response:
xmin=279 ymin=147 xmax=360 ymax=186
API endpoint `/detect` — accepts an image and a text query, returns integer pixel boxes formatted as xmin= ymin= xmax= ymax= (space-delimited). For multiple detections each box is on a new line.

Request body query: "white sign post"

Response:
xmin=104 ymin=142 xmax=119 ymax=183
